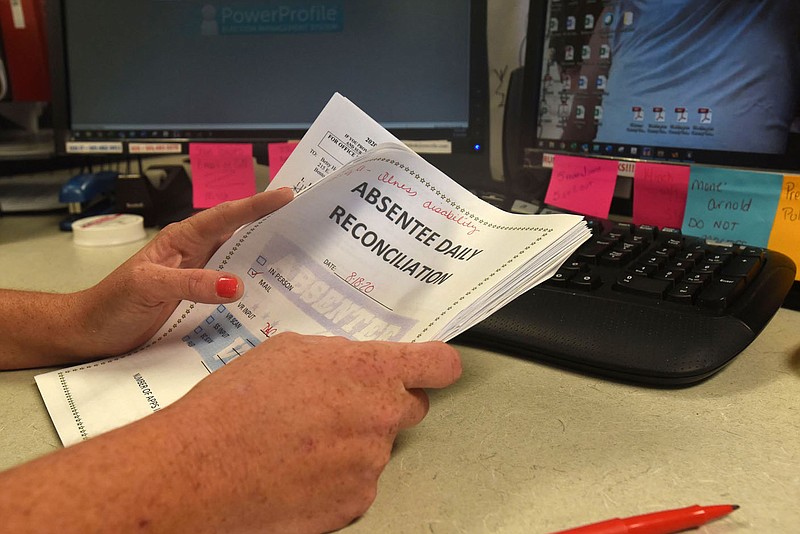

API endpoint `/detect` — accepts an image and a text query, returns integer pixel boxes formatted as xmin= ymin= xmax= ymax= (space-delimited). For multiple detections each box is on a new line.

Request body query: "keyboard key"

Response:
xmin=576 ymin=239 xmax=614 ymax=264
xmin=652 ymin=269 xmax=684 ymax=284
xmin=547 ymin=270 xmax=574 ymax=287
xmin=635 ymin=224 xmax=658 ymax=240
xmin=661 ymin=227 xmax=682 ymax=238
xmin=677 ymin=250 xmax=705 ymax=263
xmin=617 ymin=241 xmax=643 ymax=255
xmin=600 ymin=249 xmax=632 ymax=266
xmin=641 ymin=255 xmax=667 ymax=268
xmin=706 ymin=253 xmax=732 ymax=265
xmin=561 ymin=260 xmax=588 ymax=272
xmin=684 ymin=272 xmax=712 ymax=285
xmin=625 ymin=235 xmax=649 ymax=248
xmin=663 ymin=237 xmax=683 ymax=249
xmin=697 ymin=276 xmax=746 ymax=310
xmin=667 ymin=282 xmax=701 ymax=304
xmin=653 ymin=246 xmax=676 ymax=258
xmin=570 ymin=273 xmax=603 ymax=291
xmin=723 ymin=256 xmax=762 ymax=282
xmin=665 ymin=259 xmax=694 ymax=273
xmin=613 ymin=274 xmax=671 ymax=299
xmin=693 ymin=263 xmax=721 ymax=276
xmin=629 ymin=263 xmax=658 ymax=276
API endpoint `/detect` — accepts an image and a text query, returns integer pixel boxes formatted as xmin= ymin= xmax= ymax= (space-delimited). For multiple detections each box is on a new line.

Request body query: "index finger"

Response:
xmin=382 ymin=341 xmax=462 ymax=389
xmin=187 ymin=188 xmax=294 ymax=238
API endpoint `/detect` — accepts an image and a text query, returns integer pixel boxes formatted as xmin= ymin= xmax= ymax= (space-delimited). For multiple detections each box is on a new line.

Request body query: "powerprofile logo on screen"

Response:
xmin=200 ymin=1 xmax=343 ymax=35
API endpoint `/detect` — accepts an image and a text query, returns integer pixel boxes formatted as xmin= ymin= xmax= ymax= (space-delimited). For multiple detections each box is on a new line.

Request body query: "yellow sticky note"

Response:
xmin=767 ymin=175 xmax=800 ymax=281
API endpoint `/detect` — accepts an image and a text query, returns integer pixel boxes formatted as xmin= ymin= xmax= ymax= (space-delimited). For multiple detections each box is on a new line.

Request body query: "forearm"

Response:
xmin=0 ymin=289 xmax=94 ymax=370
xmin=0 ymin=407 xmax=239 ymax=534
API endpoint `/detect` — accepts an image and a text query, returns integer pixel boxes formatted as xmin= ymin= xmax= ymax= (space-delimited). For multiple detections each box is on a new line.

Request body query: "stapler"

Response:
xmin=59 ymin=170 xmax=118 ymax=231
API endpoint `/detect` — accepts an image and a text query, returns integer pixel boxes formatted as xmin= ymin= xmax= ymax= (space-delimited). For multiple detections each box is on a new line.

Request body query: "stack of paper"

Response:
xmin=36 ymin=94 xmax=590 ymax=446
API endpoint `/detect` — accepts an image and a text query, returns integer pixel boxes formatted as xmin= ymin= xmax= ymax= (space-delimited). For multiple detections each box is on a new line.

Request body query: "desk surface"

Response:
xmin=1 ymin=214 xmax=799 ymax=533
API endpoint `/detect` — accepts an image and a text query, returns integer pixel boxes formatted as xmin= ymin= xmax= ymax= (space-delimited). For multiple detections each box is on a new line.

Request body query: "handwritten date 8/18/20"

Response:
xmin=345 ymin=272 xmax=375 ymax=294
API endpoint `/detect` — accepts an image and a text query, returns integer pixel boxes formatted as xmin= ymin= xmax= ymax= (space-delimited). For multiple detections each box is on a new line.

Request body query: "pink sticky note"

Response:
xmin=267 ymin=141 xmax=299 ymax=182
xmin=189 ymin=143 xmax=256 ymax=209
xmin=545 ymin=155 xmax=618 ymax=218
xmin=633 ymin=162 xmax=690 ymax=228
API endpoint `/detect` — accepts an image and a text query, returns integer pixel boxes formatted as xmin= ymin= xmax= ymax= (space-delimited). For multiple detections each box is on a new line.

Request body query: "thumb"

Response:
xmin=147 ymin=266 xmax=243 ymax=304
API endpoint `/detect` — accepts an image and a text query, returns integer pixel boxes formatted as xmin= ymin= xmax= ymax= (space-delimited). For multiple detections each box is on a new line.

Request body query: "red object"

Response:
xmin=215 ymin=276 xmax=240 ymax=299
xmin=0 ymin=0 xmax=50 ymax=101
xmin=552 ymin=504 xmax=739 ymax=534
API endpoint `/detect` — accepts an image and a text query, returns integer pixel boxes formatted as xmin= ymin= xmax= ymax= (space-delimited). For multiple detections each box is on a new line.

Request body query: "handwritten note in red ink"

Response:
xmin=632 ymin=162 xmax=690 ymax=228
xmin=267 ymin=141 xmax=299 ymax=182
xmin=189 ymin=143 xmax=256 ymax=208
xmin=545 ymin=155 xmax=618 ymax=218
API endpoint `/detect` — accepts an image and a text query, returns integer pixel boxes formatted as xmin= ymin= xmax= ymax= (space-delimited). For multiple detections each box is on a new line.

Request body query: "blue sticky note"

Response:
xmin=682 ymin=167 xmax=783 ymax=247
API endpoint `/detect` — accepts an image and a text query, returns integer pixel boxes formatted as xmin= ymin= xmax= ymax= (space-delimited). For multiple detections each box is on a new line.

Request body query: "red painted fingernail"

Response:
xmin=216 ymin=276 xmax=239 ymax=298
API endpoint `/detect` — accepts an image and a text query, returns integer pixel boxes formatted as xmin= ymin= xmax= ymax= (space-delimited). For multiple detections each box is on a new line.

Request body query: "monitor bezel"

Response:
xmin=46 ymin=0 xmax=490 ymax=166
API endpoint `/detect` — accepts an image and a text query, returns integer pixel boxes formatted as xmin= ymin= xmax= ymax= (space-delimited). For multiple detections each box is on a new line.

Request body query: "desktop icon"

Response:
xmin=584 ymin=14 xmax=595 ymax=29
xmin=698 ymin=107 xmax=713 ymax=123
xmin=642 ymin=147 xmax=652 ymax=156
xmin=623 ymin=11 xmax=634 ymax=25
xmin=675 ymin=107 xmax=688 ymax=122
xmin=566 ymin=16 xmax=576 ymax=30
xmin=630 ymin=147 xmax=638 ymax=155
xmin=593 ymin=106 xmax=603 ymax=121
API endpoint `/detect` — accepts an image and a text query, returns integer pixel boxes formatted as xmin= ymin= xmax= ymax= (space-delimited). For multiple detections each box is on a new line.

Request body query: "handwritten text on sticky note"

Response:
xmin=190 ymin=143 xmax=256 ymax=209
xmin=768 ymin=175 xmax=800 ymax=281
xmin=681 ymin=167 xmax=783 ymax=246
xmin=632 ymin=162 xmax=690 ymax=228
xmin=545 ymin=155 xmax=618 ymax=218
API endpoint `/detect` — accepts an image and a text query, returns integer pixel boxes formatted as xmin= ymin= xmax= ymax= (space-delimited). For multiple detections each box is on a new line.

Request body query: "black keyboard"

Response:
xmin=456 ymin=218 xmax=797 ymax=386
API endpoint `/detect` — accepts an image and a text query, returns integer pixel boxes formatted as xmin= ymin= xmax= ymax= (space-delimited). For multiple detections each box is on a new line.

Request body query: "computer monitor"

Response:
xmin=46 ymin=0 xmax=489 ymax=183
xmin=515 ymin=0 xmax=800 ymax=175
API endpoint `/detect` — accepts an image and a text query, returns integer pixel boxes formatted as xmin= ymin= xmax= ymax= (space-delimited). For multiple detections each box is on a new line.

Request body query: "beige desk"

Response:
xmin=1 ymin=214 xmax=799 ymax=533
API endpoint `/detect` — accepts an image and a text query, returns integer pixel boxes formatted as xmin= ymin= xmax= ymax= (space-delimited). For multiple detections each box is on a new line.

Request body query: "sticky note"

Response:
xmin=267 ymin=141 xmax=299 ymax=182
xmin=189 ymin=143 xmax=256 ymax=209
xmin=632 ymin=162 xmax=690 ymax=228
xmin=767 ymin=175 xmax=800 ymax=281
xmin=681 ymin=167 xmax=783 ymax=247
xmin=545 ymin=155 xmax=618 ymax=218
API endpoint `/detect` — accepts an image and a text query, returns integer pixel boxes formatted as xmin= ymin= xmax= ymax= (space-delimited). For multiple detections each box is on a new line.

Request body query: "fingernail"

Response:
xmin=216 ymin=276 xmax=239 ymax=298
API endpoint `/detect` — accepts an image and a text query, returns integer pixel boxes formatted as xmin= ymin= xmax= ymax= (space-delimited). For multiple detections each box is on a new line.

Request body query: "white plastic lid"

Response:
xmin=72 ymin=213 xmax=147 ymax=247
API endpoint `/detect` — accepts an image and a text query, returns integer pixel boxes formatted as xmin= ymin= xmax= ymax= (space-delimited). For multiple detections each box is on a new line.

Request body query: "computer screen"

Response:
xmin=520 ymin=0 xmax=800 ymax=171
xmin=47 ymin=0 xmax=489 ymax=180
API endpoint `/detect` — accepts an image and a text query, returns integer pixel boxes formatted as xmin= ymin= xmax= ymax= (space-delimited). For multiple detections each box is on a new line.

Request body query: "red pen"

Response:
xmin=551 ymin=504 xmax=739 ymax=534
